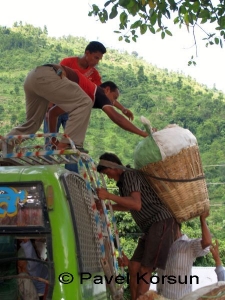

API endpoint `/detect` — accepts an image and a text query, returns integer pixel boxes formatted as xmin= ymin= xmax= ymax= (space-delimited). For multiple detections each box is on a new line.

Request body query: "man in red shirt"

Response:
xmin=44 ymin=41 xmax=133 ymax=134
xmin=7 ymin=64 xmax=147 ymax=151
xmin=60 ymin=41 xmax=133 ymax=119
xmin=60 ymin=40 xmax=105 ymax=86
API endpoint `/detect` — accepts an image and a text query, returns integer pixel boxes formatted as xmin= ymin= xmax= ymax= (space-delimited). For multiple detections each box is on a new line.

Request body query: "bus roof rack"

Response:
xmin=0 ymin=133 xmax=88 ymax=166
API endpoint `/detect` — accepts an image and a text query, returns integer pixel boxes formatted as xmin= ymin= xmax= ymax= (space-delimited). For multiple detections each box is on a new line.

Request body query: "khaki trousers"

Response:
xmin=8 ymin=66 xmax=93 ymax=146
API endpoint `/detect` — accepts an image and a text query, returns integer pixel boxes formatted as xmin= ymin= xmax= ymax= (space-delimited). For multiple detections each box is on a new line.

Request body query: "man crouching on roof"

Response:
xmin=6 ymin=64 xmax=147 ymax=152
xmin=96 ymin=152 xmax=179 ymax=300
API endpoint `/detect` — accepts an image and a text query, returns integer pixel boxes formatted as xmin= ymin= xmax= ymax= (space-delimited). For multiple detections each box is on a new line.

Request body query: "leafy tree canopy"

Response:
xmin=89 ymin=0 xmax=225 ymax=52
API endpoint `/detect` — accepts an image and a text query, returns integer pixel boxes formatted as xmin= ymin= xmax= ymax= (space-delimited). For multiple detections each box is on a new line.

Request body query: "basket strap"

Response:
xmin=97 ymin=160 xmax=205 ymax=183
xmin=139 ymin=172 xmax=205 ymax=183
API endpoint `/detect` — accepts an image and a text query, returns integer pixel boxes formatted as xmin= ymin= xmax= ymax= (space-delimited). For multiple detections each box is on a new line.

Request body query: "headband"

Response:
xmin=98 ymin=159 xmax=126 ymax=170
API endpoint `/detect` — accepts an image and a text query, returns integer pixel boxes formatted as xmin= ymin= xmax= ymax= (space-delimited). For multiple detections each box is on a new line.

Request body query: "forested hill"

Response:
xmin=0 ymin=23 xmax=225 ymax=243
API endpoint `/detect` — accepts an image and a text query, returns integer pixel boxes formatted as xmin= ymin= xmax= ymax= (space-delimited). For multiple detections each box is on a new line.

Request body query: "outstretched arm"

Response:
xmin=102 ymin=106 xmax=148 ymax=138
xmin=200 ymin=211 xmax=212 ymax=249
xmin=210 ymin=239 xmax=222 ymax=267
xmin=210 ymin=239 xmax=225 ymax=281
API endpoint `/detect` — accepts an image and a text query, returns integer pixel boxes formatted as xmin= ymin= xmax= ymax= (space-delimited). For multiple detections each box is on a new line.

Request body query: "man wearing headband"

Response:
xmin=96 ymin=152 xmax=179 ymax=300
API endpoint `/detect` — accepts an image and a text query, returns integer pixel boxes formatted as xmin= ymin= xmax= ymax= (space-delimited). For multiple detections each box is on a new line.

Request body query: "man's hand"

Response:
xmin=118 ymin=251 xmax=130 ymax=268
xmin=122 ymin=108 xmax=134 ymax=121
xmin=210 ymin=239 xmax=222 ymax=266
xmin=96 ymin=188 xmax=109 ymax=200
xmin=200 ymin=210 xmax=210 ymax=220
xmin=95 ymin=198 xmax=104 ymax=213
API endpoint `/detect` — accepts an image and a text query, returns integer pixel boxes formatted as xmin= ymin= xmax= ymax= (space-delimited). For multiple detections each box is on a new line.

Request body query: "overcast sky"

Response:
xmin=1 ymin=0 xmax=224 ymax=92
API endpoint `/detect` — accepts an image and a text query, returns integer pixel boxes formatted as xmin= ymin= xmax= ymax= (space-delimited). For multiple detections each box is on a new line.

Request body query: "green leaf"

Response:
xmin=219 ymin=16 xmax=225 ymax=29
xmin=118 ymin=0 xmax=131 ymax=8
xmin=184 ymin=12 xmax=189 ymax=26
xmin=200 ymin=18 xmax=208 ymax=24
xmin=168 ymin=0 xmax=177 ymax=11
xmin=99 ymin=13 xmax=106 ymax=23
xmin=104 ymin=0 xmax=112 ymax=7
xmin=150 ymin=12 xmax=157 ymax=26
xmin=214 ymin=37 xmax=219 ymax=45
xmin=174 ymin=16 xmax=180 ymax=24
xmin=157 ymin=12 xmax=162 ymax=27
xmin=149 ymin=26 xmax=155 ymax=34
xmin=198 ymin=9 xmax=210 ymax=19
xmin=126 ymin=0 xmax=136 ymax=9
xmin=210 ymin=17 xmax=217 ymax=23
xmin=179 ymin=5 xmax=186 ymax=15
xmin=130 ymin=20 xmax=142 ymax=29
xmin=138 ymin=13 xmax=146 ymax=18
xmin=140 ymin=24 xmax=147 ymax=34
xmin=118 ymin=36 xmax=123 ymax=41
xmin=161 ymin=31 xmax=165 ymax=39
xmin=109 ymin=6 xmax=118 ymax=19
xmin=120 ymin=11 xmax=128 ymax=25
xmin=188 ymin=12 xmax=195 ymax=25
xmin=129 ymin=2 xmax=139 ymax=16
xmin=103 ymin=9 xmax=108 ymax=21
xmin=165 ymin=29 xmax=172 ymax=36
xmin=165 ymin=9 xmax=170 ymax=19
xmin=192 ymin=1 xmax=200 ymax=13
xmin=92 ymin=4 xmax=100 ymax=13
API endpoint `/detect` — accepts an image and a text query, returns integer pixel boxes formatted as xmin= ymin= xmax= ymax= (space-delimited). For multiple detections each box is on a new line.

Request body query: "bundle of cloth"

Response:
xmin=134 ymin=116 xmax=197 ymax=169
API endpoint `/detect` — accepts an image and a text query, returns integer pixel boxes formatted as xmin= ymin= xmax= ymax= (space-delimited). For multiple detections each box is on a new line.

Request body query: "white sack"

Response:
xmin=153 ymin=125 xmax=197 ymax=160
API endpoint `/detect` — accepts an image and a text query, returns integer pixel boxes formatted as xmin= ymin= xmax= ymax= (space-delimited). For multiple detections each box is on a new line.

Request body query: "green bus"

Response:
xmin=0 ymin=134 xmax=123 ymax=300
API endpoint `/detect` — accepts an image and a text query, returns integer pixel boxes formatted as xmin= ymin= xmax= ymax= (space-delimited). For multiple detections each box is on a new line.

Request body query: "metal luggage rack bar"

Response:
xmin=0 ymin=133 xmax=89 ymax=166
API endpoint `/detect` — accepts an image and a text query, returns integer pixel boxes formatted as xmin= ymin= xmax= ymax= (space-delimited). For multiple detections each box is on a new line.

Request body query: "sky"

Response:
xmin=1 ymin=0 xmax=224 ymax=93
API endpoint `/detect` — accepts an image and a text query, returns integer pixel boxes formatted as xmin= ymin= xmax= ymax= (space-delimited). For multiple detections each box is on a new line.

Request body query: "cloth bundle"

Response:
xmin=134 ymin=116 xmax=197 ymax=169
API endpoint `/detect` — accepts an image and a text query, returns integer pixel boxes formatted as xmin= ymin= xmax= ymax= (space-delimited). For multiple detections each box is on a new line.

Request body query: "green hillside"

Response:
xmin=0 ymin=23 xmax=225 ymax=263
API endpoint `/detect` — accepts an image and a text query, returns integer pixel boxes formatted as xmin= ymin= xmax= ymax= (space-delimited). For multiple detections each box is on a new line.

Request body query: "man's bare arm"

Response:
xmin=200 ymin=211 xmax=212 ymax=249
xmin=102 ymin=106 xmax=148 ymax=138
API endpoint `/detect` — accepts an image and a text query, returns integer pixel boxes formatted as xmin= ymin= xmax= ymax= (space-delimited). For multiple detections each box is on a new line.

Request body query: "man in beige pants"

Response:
xmin=7 ymin=64 xmax=148 ymax=150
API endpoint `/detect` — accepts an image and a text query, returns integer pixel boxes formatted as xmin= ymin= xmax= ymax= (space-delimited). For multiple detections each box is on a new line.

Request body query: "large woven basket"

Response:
xmin=141 ymin=145 xmax=210 ymax=223
xmin=198 ymin=284 xmax=225 ymax=300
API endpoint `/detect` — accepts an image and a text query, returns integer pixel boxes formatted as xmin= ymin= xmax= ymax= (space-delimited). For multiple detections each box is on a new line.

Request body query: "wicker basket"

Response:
xmin=141 ymin=145 xmax=210 ymax=223
xmin=198 ymin=284 xmax=225 ymax=300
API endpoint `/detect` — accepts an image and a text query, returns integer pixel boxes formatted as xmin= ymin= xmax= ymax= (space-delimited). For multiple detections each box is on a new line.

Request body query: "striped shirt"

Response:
xmin=157 ymin=234 xmax=210 ymax=299
xmin=116 ymin=170 xmax=172 ymax=233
